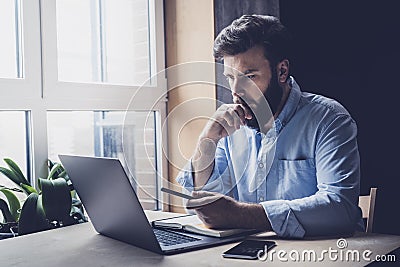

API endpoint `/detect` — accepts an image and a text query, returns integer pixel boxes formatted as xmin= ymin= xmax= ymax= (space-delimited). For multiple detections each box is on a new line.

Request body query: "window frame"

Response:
xmin=40 ymin=0 xmax=166 ymax=109
xmin=0 ymin=0 xmax=41 ymax=99
xmin=0 ymin=0 xmax=168 ymax=210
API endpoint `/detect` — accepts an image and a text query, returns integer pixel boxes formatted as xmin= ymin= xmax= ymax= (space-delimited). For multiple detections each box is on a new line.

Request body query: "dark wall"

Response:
xmin=279 ymin=0 xmax=400 ymax=235
xmin=214 ymin=0 xmax=279 ymax=106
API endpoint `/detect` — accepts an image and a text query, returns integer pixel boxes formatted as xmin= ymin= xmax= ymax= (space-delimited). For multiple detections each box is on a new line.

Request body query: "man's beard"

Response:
xmin=241 ymin=74 xmax=283 ymax=132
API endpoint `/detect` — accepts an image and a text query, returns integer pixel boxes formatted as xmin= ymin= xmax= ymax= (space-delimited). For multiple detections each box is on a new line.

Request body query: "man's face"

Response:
xmin=223 ymin=45 xmax=279 ymax=130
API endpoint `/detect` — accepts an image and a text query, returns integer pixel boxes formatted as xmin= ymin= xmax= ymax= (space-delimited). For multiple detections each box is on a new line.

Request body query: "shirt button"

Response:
xmin=259 ymin=197 xmax=264 ymax=201
xmin=258 ymin=162 xmax=264 ymax=168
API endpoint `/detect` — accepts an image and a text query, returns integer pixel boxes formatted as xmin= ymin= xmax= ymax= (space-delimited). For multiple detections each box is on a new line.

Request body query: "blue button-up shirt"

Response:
xmin=177 ymin=77 xmax=364 ymax=238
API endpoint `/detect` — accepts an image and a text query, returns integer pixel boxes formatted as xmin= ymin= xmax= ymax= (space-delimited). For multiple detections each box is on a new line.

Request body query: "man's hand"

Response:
xmin=192 ymin=104 xmax=252 ymax=189
xmin=186 ymin=191 xmax=271 ymax=231
xmin=200 ymin=104 xmax=252 ymax=143
xmin=186 ymin=191 xmax=240 ymax=229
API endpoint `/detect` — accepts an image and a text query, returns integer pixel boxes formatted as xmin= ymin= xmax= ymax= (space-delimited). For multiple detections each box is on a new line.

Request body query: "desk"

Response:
xmin=1 ymin=211 xmax=399 ymax=266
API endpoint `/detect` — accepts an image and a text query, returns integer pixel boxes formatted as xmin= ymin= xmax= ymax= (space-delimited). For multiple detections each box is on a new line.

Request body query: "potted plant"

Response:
xmin=0 ymin=158 xmax=87 ymax=239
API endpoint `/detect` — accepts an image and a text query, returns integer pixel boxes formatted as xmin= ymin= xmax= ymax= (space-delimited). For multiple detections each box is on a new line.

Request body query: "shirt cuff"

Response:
xmin=176 ymin=160 xmax=195 ymax=191
xmin=261 ymin=199 xmax=306 ymax=238
xmin=176 ymin=160 xmax=224 ymax=193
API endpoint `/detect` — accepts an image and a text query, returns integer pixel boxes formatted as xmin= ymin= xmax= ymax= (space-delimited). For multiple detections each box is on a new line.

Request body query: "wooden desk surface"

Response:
xmin=1 ymin=211 xmax=399 ymax=266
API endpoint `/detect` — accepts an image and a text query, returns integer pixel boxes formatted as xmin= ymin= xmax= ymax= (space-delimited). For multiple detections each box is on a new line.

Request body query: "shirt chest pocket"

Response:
xmin=278 ymin=158 xmax=317 ymax=200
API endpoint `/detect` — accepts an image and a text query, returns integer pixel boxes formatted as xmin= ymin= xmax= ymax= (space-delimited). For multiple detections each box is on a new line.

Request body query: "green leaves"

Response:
xmin=0 ymin=189 xmax=21 ymax=222
xmin=18 ymin=193 xmax=49 ymax=235
xmin=47 ymin=163 xmax=62 ymax=180
xmin=4 ymin=158 xmax=30 ymax=185
xmin=0 ymin=167 xmax=21 ymax=187
xmin=47 ymin=159 xmax=69 ymax=180
xmin=0 ymin=199 xmax=14 ymax=223
xmin=39 ymin=178 xmax=72 ymax=223
xmin=0 ymin=157 xmax=86 ymax=236
xmin=20 ymin=183 xmax=38 ymax=195
xmin=0 ymin=158 xmax=32 ymax=195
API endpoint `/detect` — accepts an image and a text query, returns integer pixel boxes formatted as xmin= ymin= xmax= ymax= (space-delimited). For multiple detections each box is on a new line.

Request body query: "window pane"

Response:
xmin=0 ymin=111 xmax=28 ymax=219
xmin=0 ymin=0 xmax=23 ymax=79
xmin=47 ymin=111 xmax=158 ymax=210
xmin=102 ymin=0 xmax=151 ymax=85
xmin=56 ymin=0 xmax=95 ymax=83
xmin=56 ymin=0 xmax=152 ymax=86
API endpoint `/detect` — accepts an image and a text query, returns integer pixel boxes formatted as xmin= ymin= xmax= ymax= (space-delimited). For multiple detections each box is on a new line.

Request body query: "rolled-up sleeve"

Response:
xmin=261 ymin=114 xmax=363 ymax=238
xmin=176 ymin=138 xmax=235 ymax=195
xmin=262 ymin=200 xmax=306 ymax=238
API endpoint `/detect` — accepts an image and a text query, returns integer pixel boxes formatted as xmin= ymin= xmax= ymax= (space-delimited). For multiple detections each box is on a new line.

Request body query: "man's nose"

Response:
xmin=230 ymin=80 xmax=245 ymax=97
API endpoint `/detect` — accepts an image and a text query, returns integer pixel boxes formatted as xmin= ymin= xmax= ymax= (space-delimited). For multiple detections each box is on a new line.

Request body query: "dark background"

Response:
xmin=214 ymin=0 xmax=400 ymax=235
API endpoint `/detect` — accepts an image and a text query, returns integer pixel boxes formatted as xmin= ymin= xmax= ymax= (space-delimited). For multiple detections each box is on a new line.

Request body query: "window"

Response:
xmin=0 ymin=111 xmax=29 ymax=183
xmin=42 ymin=0 xmax=165 ymax=101
xmin=0 ymin=0 xmax=166 ymax=211
xmin=47 ymin=111 xmax=159 ymax=209
xmin=0 ymin=0 xmax=23 ymax=79
xmin=0 ymin=111 xmax=30 ymax=211
xmin=56 ymin=0 xmax=153 ymax=86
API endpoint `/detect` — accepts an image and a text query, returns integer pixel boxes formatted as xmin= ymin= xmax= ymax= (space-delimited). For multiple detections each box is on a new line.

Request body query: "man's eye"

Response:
xmin=226 ymin=76 xmax=234 ymax=82
xmin=246 ymin=75 xmax=256 ymax=80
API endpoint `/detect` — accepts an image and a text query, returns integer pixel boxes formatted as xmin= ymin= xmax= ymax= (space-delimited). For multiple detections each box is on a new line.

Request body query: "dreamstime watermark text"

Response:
xmin=257 ymin=238 xmax=397 ymax=263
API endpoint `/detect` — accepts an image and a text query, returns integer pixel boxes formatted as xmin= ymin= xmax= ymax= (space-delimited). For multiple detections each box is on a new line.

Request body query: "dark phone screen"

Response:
xmin=222 ymin=240 xmax=276 ymax=260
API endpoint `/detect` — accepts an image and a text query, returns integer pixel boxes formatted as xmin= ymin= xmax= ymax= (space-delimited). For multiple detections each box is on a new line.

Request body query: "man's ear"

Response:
xmin=277 ymin=59 xmax=290 ymax=83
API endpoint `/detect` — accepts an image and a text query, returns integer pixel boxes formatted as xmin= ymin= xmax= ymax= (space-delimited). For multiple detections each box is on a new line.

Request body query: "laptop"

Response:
xmin=59 ymin=155 xmax=254 ymax=255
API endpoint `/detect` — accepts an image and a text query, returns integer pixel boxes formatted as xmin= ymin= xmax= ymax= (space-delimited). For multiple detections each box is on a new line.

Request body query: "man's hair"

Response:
xmin=213 ymin=14 xmax=292 ymax=66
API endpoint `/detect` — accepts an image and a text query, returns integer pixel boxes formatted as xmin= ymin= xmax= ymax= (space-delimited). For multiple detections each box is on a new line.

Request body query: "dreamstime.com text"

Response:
xmin=257 ymin=238 xmax=397 ymax=263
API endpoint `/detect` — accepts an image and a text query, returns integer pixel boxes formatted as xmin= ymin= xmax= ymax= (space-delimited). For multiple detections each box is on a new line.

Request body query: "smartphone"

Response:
xmin=222 ymin=240 xmax=276 ymax=260
xmin=160 ymin=187 xmax=194 ymax=200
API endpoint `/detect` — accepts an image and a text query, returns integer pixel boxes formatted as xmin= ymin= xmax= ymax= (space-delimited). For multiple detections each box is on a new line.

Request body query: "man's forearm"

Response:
xmin=192 ymin=137 xmax=218 ymax=189
xmin=236 ymin=203 xmax=272 ymax=230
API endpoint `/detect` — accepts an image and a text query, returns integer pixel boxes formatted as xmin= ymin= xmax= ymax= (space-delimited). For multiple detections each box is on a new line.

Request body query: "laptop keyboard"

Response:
xmin=153 ymin=228 xmax=200 ymax=246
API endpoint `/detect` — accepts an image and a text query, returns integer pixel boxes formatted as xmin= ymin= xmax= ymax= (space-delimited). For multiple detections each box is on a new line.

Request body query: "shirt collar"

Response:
xmin=275 ymin=76 xmax=302 ymax=134
xmin=252 ymin=76 xmax=302 ymax=138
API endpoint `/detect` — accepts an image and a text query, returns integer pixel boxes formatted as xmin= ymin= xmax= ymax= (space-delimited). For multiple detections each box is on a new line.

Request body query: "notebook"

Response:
xmin=153 ymin=214 xmax=253 ymax=238
xmin=59 ymin=155 xmax=257 ymax=255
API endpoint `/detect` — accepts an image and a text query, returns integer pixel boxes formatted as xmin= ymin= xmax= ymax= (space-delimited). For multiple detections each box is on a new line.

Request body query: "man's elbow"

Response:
xmin=303 ymin=202 xmax=362 ymax=237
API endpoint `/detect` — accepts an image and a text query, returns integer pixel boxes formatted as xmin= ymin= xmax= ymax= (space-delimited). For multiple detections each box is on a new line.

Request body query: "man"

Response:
xmin=176 ymin=15 xmax=363 ymax=238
